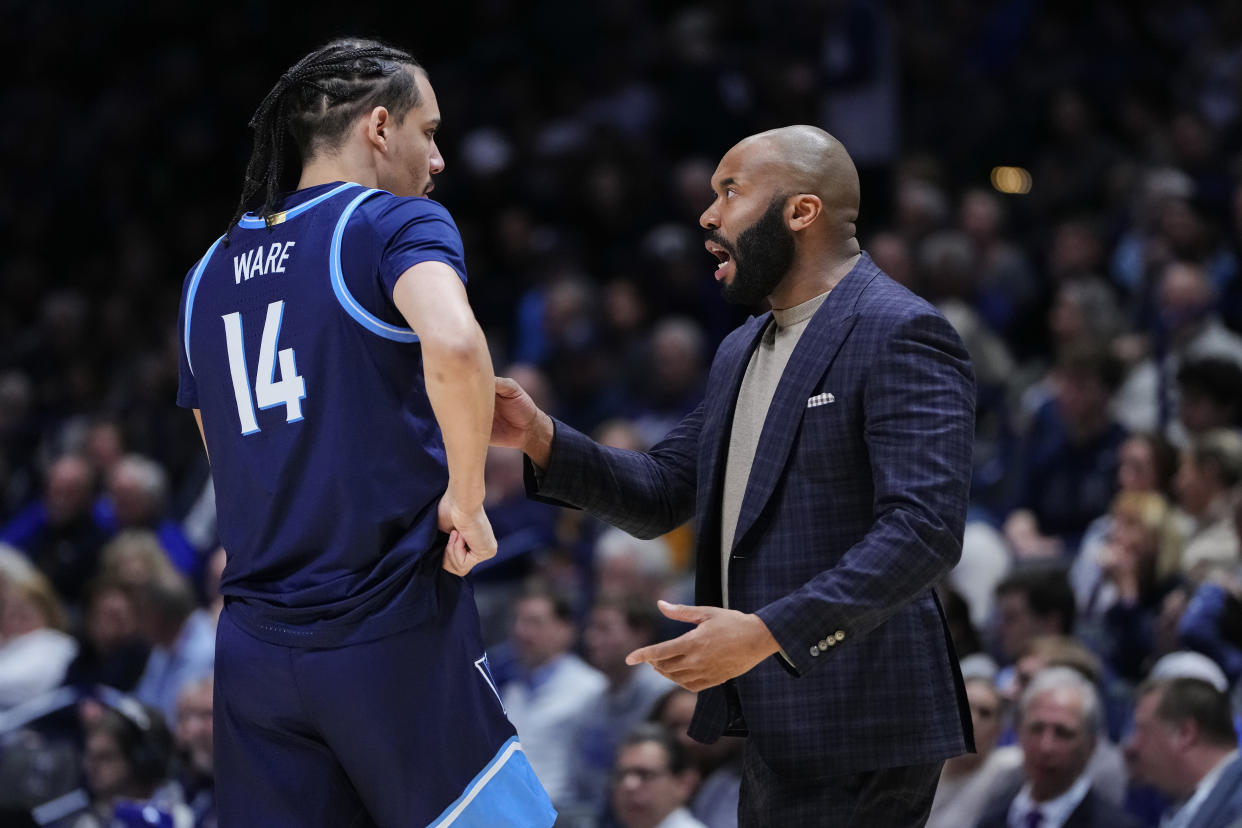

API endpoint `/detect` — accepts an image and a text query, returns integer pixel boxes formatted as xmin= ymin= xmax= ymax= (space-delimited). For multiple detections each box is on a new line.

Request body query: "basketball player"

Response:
xmin=176 ymin=38 xmax=555 ymax=827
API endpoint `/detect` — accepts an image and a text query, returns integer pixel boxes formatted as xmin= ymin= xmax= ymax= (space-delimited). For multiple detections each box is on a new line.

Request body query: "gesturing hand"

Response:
xmin=625 ymin=600 xmax=781 ymax=691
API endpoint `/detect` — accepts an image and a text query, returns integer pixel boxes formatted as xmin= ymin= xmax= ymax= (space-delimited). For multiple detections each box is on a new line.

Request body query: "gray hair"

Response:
xmin=1019 ymin=666 xmax=1101 ymax=736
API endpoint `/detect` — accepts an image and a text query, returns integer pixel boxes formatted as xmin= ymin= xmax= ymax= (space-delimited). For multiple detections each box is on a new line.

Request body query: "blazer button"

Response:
xmin=835 ymin=631 xmax=845 ymax=641
xmin=810 ymin=645 xmax=820 ymax=656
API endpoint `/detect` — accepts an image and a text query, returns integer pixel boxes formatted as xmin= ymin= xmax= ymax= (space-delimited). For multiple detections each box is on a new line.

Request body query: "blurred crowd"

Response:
xmin=5 ymin=1 xmax=1242 ymax=826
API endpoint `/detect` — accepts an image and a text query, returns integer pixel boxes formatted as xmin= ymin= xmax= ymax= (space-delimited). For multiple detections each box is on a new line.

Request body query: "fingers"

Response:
xmin=657 ymin=600 xmax=713 ymax=625
xmin=494 ymin=376 xmax=522 ymax=397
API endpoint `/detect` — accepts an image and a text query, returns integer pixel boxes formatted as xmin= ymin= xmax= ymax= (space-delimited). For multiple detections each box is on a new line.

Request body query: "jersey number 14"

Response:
xmin=222 ymin=301 xmax=306 ymax=435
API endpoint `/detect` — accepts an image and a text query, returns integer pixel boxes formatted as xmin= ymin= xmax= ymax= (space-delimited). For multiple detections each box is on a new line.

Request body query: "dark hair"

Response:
xmin=593 ymin=592 xmax=662 ymax=638
xmin=519 ymin=579 xmax=574 ymax=623
xmin=1127 ymin=432 xmax=1180 ymax=497
xmin=1138 ymin=677 xmax=1238 ymax=749
xmin=996 ymin=567 xmax=1077 ymax=634
xmin=1054 ymin=343 xmax=1125 ymax=394
xmin=228 ymin=37 xmax=422 ymax=235
xmin=618 ymin=722 xmax=691 ymax=775
xmin=1177 ymin=358 xmax=1242 ymax=414
xmin=92 ymin=702 xmax=173 ymax=785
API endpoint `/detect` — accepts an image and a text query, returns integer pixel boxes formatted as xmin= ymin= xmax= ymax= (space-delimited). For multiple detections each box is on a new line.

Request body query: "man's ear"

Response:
xmin=787 ymin=194 xmax=823 ymax=232
xmin=366 ymin=106 xmax=393 ymax=152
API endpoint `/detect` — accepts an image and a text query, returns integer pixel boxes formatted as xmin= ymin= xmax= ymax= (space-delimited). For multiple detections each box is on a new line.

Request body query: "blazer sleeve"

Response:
xmin=756 ymin=309 xmax=976 ymax=675
xmin=523 ymin=404 xmax=702 ymax=540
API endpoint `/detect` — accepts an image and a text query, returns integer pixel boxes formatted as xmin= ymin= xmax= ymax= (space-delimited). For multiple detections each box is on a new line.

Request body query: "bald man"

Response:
xmin=492 ymin=126 xmax=976 ymax=825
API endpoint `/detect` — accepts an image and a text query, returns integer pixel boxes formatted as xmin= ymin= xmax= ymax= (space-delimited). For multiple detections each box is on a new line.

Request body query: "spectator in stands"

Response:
xmin=500 ymin=583 xmax=606 ymax=809
xmin=1125 ymin=677 xmax=1242 ymax=828
xmin=1174 ymin=429 xmax=1242 ymax=575
xmin=1071 ymin=433 xmax=1180 ymax=611
xmin=650 ymin=687 xmax=741 ymax=828
xmin=95 ymin=456 xmax=198 ymax=580
xmin=132 ymin=570 xmax=214 ymax=724
xmin=173 ymin=675 xmax=215 ymax=828
xmin=1176 ymin=357 xmax=1242 ymax=439
xmin=76 ymin=700 xmax=190 ymax=827
xmin=0 ymin=566 xmax=77 ymax=710
xmin=64 ymin=577 xmax=150 ymax=692
xmin=571 ymin=593 xmax=675 ymax=820
xmin=993 ymin=569 xmax=1077 ymax=669
xmin=1006 ymin=345 xmax=1128 ymax=557
xmin=976 ymin=668 xmax=1139 ymax=828
xmin=1 ymin=454 xmax=112 ymax=608
xmin=610 ymin=723 xmax=706 ymax=828
xmin=927 ymin=674 xmax=1010 ymax=828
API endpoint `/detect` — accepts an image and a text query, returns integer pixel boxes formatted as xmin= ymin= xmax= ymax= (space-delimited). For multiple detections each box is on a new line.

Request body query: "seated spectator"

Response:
xmin=1176 ymin=357 xmax=1242 ymax=441
xmin=1006 ymin=345 xmax=1128 ymax=557
xmin=73 ymin=699 xmax=190 ymax=827
xmin=132 ymin=571 xmax=215 ymax=724
xmin=0 ymin=454 xmax=113 ymax=609
xmin=63 ymin=577 xmax=149 ymax=692
xmin=999 ymin=636 xmax=1127 ymax=803
xmin=610 ymin=723 xmax=705 ymax=828
xmin=1082 ymin=492 xmax=1187 ymax=681
xmin=976 ymin=667 xmax=1140 ymax=828
xmin=500 ymin=583 xmax=606 ymax=810
xmin=1178 ymin=572 xmax=1242 ymax=686
xmin=928 ymin=673 xmax=1012 ymax=828
xmin=1125 ymin=677 xmax=1242 ymax=828
xmin=1174 ymin=430 xmax=1242 ymax=575
xmin=650 ymin=688 xmax=741 ymax=828
xmin=94 ymin=456 xmax=198 ymax=580
xmin=571 ymin=593 xmax=676 ymax=822
xmin=99 ymin=530 xmax=177 ymax=594
xmin=0 ymin=567 xmax=78 ymax=710
xmin=1071 ymin=433 xmax=1179 ymax=612
xmin=173 ymin=675 xmax=215 ymax=828
xmin=993 ymin=568 xmax=1077 ymax=671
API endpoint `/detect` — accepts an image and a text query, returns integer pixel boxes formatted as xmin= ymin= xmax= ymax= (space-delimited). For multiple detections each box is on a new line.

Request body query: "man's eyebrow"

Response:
xmin=720 ymin=176 xmax=737 ymax=188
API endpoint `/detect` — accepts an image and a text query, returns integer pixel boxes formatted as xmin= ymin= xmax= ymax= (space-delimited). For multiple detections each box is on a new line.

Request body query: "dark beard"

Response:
xmin=714 ymin=197 xmax=795 ymax=306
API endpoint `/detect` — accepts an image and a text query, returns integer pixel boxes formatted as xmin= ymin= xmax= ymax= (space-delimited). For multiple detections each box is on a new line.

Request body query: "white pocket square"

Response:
xmin=807 ymin=392 xmax=835 ymax=408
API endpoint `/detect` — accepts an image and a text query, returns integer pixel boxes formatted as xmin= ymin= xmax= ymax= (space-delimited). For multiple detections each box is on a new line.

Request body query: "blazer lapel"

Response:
xmin=730 ymin=256 xmax=878 ymax=555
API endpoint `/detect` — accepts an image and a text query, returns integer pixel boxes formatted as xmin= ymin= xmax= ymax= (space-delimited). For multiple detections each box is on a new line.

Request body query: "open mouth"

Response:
xmin=705 ymin=240 xmax=733 ymax=279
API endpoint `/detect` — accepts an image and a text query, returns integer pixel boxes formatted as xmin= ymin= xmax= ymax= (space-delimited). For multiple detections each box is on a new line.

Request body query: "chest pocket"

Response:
xmin=795 ymin=387 xmax=863 ymax=480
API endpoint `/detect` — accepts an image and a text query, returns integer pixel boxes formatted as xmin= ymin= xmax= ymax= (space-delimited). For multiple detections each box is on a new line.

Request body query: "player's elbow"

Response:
xmin=420 ymin=318 xmax=488 ymax=367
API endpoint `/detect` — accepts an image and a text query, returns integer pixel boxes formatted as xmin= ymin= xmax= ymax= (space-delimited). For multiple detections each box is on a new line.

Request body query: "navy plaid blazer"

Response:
xmin=530 ymin=253 xmax=976 ymax=778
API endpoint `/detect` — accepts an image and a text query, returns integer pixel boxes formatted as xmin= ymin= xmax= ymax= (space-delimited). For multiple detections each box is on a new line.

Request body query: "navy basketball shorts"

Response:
xmin=214 ymin=573 xmax=556 ymax=827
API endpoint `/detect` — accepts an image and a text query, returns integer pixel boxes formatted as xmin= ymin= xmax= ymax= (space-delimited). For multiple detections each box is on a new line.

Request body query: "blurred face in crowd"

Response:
xmin=83 ymin=729 xmax=132 ymax=801
xmin=995 ymin=591 xmax=1050 ymax=664
xmin=176 ymin=680 xmax=214 ymax=777
xmin=1124 ymin=689 xmax=1186 ymax=796
xmin=1174 ymin=453 xmax=1216 ymax=517
xmin=585 ymin=605 xmax=644 ymax=675
xmin=701 ymin=139 xmax=795 ymax=306
xmin=46 ymin=455 xmax=94 ymax=524
xmin=512 ymin=595 xmax=572 ymax=670
xmin=87 ymin=585 xmax=138 ymax=653
xmin=1019 ymin=686 xmax=1095 ymax=802
xmin=611 ymin=741 xmax=696 ymax=828
xmin=967 ymin=679 xmax=1004 ymax=756
xmin=1118 ymin=437 xmax=1159 ymax=493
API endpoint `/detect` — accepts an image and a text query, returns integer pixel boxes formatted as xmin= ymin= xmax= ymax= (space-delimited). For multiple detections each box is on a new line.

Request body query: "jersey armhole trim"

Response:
xmin=330 ymin=189 xmax=420 ymax=343
xmin=183 ymin=234 xmax=226 ymax=376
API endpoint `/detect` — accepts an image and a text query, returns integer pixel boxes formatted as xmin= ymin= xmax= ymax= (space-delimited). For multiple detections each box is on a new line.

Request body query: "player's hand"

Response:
xmin=491 ymin=377 xmax=553 ymax=467
xmin=624 ymin=600 xmax=781 ymax=691
xmin=437 ymin=495 xmax=497 ymax=577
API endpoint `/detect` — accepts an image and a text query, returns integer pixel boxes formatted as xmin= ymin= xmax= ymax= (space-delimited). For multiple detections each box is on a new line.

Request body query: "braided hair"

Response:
xmin=227 ymin=38 xmax=422 ymax=238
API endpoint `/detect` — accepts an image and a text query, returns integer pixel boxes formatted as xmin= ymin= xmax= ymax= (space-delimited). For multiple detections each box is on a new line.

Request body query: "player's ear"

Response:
xmin=366 ymin=107 xmax=392 ymax=152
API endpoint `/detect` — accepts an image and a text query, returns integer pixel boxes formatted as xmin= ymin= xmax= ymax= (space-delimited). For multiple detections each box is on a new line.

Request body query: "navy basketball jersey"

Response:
xmin=177 ymin=182 xmax=469 ymax=647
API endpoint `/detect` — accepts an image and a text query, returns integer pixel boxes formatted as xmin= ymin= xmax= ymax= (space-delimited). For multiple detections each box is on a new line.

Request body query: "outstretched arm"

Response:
xmin=395 ymin=261 xmax=496 ymax=576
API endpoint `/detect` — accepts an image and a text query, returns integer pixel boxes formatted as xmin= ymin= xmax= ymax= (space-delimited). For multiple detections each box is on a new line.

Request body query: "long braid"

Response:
xmin=225 ymin=40 xmax=421 ymax=242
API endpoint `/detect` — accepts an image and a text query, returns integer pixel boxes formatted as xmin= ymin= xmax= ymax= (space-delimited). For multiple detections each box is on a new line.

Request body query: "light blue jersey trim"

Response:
xmin=184 ymin=234 xmax=225 ymax=377
xmin=428 ymin=737 xmax=556 ymax=828
xmin=330 ymin=188 xmax=420 ymax=342
xmin=237 ymin=182 xmax=360 ymax=228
